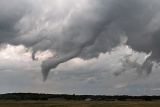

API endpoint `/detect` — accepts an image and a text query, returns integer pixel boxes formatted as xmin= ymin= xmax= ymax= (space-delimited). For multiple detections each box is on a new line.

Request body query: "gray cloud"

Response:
xmin=0 ymin=44 xmax=160 ymax=95
xmin=114 ymin=54 xmax=154 ymax=76
xmin=0 ymin=0 xmax=160 ymax=81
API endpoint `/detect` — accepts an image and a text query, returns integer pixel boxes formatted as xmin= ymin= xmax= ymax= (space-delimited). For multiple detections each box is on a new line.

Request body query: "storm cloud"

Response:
xmin=1 ymin=0 xmax=160 ymax=81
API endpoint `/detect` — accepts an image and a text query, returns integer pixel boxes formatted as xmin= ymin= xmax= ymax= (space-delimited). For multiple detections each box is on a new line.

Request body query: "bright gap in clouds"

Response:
xmin=0 ymin=44 xmax=53 ymax=61
xmin=0 ymin=44 xmax=31 ymax=61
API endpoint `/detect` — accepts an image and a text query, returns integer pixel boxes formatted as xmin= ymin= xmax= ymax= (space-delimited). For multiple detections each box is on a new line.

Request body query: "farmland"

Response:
xmin=0 ymin=100 xmax=160 ymax=107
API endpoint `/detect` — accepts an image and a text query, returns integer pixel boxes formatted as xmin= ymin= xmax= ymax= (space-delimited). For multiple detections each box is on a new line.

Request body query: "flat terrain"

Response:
xmin=0 ymin=100 xmax=160 ymax=107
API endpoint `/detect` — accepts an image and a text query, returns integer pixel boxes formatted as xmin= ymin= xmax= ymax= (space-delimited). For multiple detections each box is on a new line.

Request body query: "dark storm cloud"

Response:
xmin=0 ymin=0 xmax=160 ymax=81
xmin=0 ymin=0 xmax=31 ymax=44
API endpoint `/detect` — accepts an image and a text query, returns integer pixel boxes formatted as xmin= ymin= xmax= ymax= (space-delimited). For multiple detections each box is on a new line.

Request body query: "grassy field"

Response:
xmin=0 ymin=100 xmax=160 ymax=107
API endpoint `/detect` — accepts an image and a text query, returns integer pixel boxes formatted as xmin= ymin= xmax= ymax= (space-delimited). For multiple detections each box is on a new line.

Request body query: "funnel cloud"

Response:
xmin=0 ymin=0 xmax=160 ymax=81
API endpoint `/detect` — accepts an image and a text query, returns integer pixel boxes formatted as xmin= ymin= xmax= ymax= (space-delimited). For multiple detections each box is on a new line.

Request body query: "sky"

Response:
xmin=0 ymin=0 xmax=160 ymax=95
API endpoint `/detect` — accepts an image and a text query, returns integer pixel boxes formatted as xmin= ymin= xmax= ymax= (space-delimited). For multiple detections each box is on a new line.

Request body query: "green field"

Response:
xmin=1 ymin=100 xmax=160 ymax=107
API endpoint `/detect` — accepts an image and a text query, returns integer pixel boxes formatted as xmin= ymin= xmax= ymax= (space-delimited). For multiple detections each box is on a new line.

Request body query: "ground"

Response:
xmin=0 ymin=100 xmax=160 ymax=107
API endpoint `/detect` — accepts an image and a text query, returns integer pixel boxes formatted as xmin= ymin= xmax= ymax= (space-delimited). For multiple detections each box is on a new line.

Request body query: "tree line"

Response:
xmin=0 ymin=93 xmax=159 ymax=101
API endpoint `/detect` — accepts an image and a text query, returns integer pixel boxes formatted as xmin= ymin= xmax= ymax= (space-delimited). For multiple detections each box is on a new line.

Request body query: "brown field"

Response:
xmin=0 ymin=100 xmax=160 ymax=107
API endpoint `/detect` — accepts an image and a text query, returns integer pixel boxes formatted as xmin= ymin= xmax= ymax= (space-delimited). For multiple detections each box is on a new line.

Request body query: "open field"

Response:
xmin=1 ymin=100 xmax=160 ymax=107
